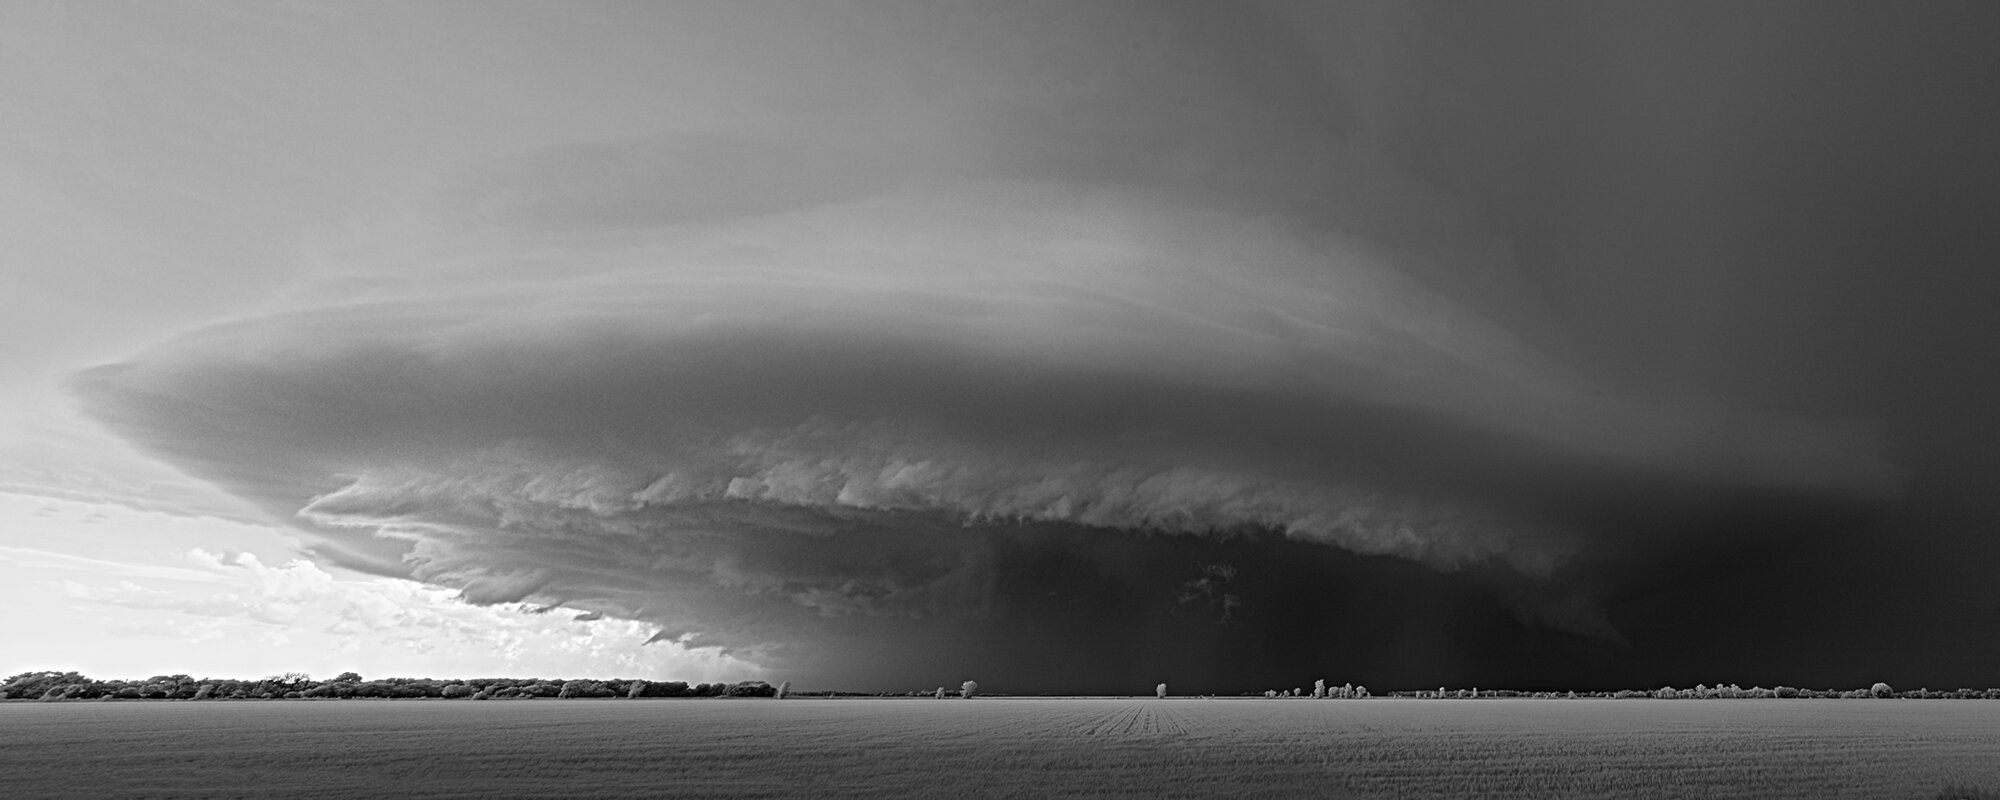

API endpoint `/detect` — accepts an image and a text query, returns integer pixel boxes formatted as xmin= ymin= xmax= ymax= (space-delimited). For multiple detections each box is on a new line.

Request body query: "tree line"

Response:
xmin=0 ymin=671 xmax=784 ymax=701
xmin=1371 ymin=683 xmax=2000 ymax=700
xmin=13 ymin=671 xmax=1995 ymax=701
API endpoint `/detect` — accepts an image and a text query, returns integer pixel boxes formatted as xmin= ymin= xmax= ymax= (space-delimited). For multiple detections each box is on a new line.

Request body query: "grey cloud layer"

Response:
xmin=75 ymin=179 xmax=1893 ymax=664
xmin=69 ymin=3 xmax=1900 ymax=680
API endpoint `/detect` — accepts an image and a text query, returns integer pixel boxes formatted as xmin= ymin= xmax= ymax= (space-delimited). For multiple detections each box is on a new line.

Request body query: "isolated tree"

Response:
xmin=1313 ymin=679 xmax=1326 ymax=699
xmin=1156 ymin=683 xmax=1168 ymax=699
xmin=960 ymin=680 xmax=978 ymax=699
xmin=1872 ymin=682 xmax=1894 ymax=698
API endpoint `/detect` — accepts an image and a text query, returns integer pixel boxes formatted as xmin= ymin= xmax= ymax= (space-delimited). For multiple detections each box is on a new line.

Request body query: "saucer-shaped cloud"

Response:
xmin=73 ymin=175 xmax=1895 ymax=680
xmin=69 ymin=3 xmax=1898 ymax=689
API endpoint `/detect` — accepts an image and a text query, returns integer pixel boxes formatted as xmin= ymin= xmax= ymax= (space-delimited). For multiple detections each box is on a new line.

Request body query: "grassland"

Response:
xmin=4 ymin=697 xmax=1997 ymax=798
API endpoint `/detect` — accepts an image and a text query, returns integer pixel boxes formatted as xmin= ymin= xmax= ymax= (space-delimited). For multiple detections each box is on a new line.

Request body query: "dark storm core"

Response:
xmin=726 ymin=483 xmax=1890 ymax=696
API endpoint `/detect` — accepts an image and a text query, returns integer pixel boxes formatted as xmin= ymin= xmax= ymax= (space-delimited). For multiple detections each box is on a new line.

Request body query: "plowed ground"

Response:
xmin=4 ymin=698 xmax=1998 ymax=798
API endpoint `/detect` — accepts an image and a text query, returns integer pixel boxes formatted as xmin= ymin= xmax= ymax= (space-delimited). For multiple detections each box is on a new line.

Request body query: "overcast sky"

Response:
xmin=5 ymin=1 xmax=1997 ymax=693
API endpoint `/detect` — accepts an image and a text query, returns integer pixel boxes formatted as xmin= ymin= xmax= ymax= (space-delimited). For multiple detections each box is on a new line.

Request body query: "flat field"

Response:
xmin=4 ymin=698 xmax=1998 ymax=798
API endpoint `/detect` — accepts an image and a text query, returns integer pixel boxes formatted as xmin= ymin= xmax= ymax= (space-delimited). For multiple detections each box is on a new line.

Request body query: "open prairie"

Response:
xmin=4 ymin=698 xmax=1997 ymax=798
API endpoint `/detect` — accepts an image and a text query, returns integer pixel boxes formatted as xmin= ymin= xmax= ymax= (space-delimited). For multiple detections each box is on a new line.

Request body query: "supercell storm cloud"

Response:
xmin=67 ymin=1 xmax=1975 ymax=693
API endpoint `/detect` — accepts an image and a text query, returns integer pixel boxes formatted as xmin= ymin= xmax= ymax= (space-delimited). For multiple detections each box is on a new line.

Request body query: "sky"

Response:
xmin=3 ymin=0 xmax=1997 ymax=694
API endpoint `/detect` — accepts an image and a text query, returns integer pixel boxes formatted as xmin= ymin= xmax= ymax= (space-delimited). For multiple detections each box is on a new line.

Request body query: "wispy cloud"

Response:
xmin=0 ymin=545 xmax=232 ymax=585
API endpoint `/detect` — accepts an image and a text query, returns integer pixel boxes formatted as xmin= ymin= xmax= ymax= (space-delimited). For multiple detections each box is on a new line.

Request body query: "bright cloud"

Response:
xmin=0 ymin=492 xmax=754 ymax=681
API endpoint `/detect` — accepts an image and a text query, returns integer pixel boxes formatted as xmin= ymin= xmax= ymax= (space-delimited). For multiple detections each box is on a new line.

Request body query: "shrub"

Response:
xmin=1156 ymin=683 xmax=1168 ymax=699
xmin=960 ymin=680 xmax=978 ymax=699
xmin=2 ymin=672 xmax=87 ymax=700
xmin=440 ymin=683 xmax=475 ymax=699
xmin=558 ymin=680 xmax=611 ymax=698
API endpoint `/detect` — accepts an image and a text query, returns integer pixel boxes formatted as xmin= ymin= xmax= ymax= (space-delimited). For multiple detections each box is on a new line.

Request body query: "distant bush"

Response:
xmin=728 ymin=681 xmax=777 ymax=698
xmin=629 ymin=680 xmax=688 ymax=698
xmin=1 ymin=672 xmax=84 ymax=700
xmin=440 ymin=684 xmax=475 ymax=699
xmin=775 ymin=681 xmax=790 ymax=699
xmin=1156 ymin=683 xmax=1168 ymax=699
xmin=558 ymin=680 xmax=612 ymax=699
xmin=1872 ymin=682 xmax=1894 ymax=698
xmin=961 ymin=680 xmax=978 ymax=699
